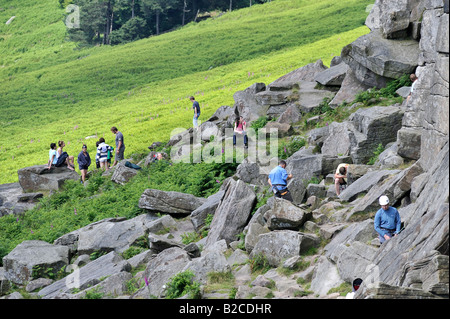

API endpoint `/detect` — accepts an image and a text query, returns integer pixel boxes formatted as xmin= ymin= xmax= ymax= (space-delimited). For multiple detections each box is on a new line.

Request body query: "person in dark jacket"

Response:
xmin=78 ymin=144 xmax=91 ymax=184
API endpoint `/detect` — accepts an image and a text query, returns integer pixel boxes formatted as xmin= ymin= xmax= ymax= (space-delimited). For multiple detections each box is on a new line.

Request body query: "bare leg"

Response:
xmin=335 ymin=178 xmax=342 ymax=195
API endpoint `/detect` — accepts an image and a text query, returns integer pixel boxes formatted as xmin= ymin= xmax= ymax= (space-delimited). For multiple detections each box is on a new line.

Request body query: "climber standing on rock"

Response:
xmin=374 ymin=195 xmax=401 ymax=244
xmin=268 ymin=160 xmax=293 ymax=202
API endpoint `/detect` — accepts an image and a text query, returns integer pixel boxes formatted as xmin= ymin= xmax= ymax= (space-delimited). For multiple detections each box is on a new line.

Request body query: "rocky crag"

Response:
xmin=1 ymin=0 xmax=448 ymax=299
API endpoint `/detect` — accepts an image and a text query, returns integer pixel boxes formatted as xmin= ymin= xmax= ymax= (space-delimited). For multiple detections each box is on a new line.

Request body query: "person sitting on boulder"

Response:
xmin=47 ymin=142 xmax=58 ymax=170
xmin=334 ymin=163 xmax=349 ymax=196
xmin=233 ymin=116 xmax=248 ymax=148
xmin=268 ymin=160 xmax=293 ymax=202
xmin=374 ymin=195 xmax=401 ymax=244
xmin=55 ymin=140 xmax=75 ymax=171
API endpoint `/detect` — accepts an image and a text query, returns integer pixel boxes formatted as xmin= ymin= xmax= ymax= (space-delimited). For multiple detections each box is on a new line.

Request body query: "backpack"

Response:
xmin=125 ymin=161 xmax=141 ymax=170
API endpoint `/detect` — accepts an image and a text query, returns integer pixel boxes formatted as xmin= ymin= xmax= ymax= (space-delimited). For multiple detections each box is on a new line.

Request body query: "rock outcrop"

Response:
xmin=1 ymin=0 xmax=448 ymax=301
xmin=17 ymin=165 xmax=80 ymax=193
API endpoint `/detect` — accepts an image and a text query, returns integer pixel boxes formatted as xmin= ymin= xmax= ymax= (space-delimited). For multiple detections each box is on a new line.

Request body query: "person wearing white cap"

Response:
xmin=374 ymin=195 xmax=401 ymax=244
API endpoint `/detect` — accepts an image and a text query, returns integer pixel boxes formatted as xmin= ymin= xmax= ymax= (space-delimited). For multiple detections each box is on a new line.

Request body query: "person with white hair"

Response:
xmin=374 ymin=195 xmax=401 ymax=244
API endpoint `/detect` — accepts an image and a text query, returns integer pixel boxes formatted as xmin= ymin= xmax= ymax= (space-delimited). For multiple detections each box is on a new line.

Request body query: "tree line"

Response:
xmin=61 ymin=0 xmax=273 ymax=46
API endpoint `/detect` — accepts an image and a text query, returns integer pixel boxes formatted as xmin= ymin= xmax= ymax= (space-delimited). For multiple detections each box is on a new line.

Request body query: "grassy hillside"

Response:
xmin=0 ymin=0 xmax=371 ymax=184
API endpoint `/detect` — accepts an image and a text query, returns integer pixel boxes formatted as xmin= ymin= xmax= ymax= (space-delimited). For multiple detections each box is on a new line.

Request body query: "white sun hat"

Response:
xmin=379 ymin=195 xmax=389 ymax=205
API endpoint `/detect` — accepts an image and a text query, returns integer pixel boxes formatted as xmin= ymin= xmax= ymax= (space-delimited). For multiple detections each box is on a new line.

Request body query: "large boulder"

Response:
xmin=347 ymin=161 xmax=424 ymax=218
xmin=341 ymin=29 xmax=419 ymax=88
xmin=277 ymin=104 xmax=302 ymax=125
xmin=110 ymin=160 xmax=139 ymax=185
xmin=0 ymin=183 xmax=41 ymax=217
xmin=322 ymin=105 xmax=405 ymax=164
xmin=294 ymin=81 xmax=336 ymax=113
xmin=251 ymin=230 xmax=319 ymax=267
xmin=339 ymin=169 xmax=401 ymax=202
xmin=17 ymin=165 xmax=80 ymax=193
xmin=265 ymin=198 xmax=309 ymax=230
xmin=233 ymin=83 xmax=270 ymax=123
xmin=138 ymin=189 xmax=206 ymax=215
xmin=368 ymin=141 xmax=449 ymax=291
xmin=314 ymin=62 xmax=349 ymax=87
xmin=38 ymin=251 xmax=131 ymax=299
xmin=269 ymin=59 xmax=328 ymax=86
xmin=54 ymin=214 xmax=158 ymax=255
xmin=0 ymin=268 xmax=11 ymax=296
xmin=310 ymin=255 xmax=344 ymax=296
xmin=141 ymin=247 xmax=191 ymax=298
xmin=205 ymin=179 xmax=256 ymax=247
xmin=329 ymin=68 xmax=371 ymax=107
xmin=365 ymin=0 xmax=427 ymax=39
xmin=190 ymin=190 xmax=225 ymax=232
xmin=3 ymin=240 xmax=70 ymax=285
xmin=182 ymin=248 xmax=231 ymax=284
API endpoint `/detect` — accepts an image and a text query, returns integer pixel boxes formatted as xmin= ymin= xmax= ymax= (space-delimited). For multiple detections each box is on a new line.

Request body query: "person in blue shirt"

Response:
xmin=374 ymin=195 xmax=401 ymax=244
xmin=268 ymin=160 xmax=293 ymax=202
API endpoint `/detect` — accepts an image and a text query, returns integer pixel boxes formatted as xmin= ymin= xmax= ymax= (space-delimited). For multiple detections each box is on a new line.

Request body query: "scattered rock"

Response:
xmin=17 ymin=165 xmax=79 ymax=193
xmin=139 ymin=188 xmax=206 ymax=215
xmin=3 ymin=240 xmax=70 ymax=285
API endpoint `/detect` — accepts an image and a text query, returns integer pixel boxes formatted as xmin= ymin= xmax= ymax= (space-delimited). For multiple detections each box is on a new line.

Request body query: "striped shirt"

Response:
xmin=96 ymin=142 xmax=113 ymax=162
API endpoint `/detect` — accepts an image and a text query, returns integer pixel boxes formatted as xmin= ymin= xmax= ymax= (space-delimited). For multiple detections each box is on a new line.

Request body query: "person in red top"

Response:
xmin=233 ymin=116 xmax=248 ymax=148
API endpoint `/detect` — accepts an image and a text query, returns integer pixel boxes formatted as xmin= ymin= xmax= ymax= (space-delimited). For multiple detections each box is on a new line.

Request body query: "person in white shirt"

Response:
xmin=406 ymin=73 xmax=418 ymax=103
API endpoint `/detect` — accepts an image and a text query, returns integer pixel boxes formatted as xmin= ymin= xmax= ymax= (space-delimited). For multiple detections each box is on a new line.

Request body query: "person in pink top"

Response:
xmin=233 ymin=116 xmax=248 ymax=148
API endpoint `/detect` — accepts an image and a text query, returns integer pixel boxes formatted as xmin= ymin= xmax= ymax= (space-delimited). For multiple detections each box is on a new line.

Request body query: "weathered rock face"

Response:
xmin=314 ymin=62 xmax=349 ymax=87
xmin=341 ymin=30 xmax=419 ymax=88
xmin=366 ymin=0 xmax=417 ymax=38
xmin=142 ymin=247 xmax=191 ymax=298
xmin=17 ymin=165 xmax=80 ymax=193
xmin=329 ymin=68 xmax=371 ymax=107
xmin=367 ymin=141 xmax=449 ymax=293
xmin=233 ymin=83 xmax=270 ymax=123
xmin=38 ymin=251 xmax=131 ymax=299
xmin=190 ymin=190 xmax=225 ymax=232
xmin=321 ymin=105 xmax=404 ymax=164
xmin=205 ymin=179 xmax=256 ymax=247
xmin=250 ymin=230 xmax=319 ymax=267
xmin=269 ymin=59 xmax=328 ymax=85
xmin=265 ymin=198 xmax=309 ymax=231
xmin=56 ymin=215 xmax=156 ymax=255
xmin=2 ymin=240 xmax=70 ymax=285
xmin=138 ymin=188 xmax=206 ymax=214
xmin=0 ymin=183 xmax=41 ymax=217
xmin=110 ymin=160 xmax=139 ymax=185
xmin=0 ymin=268 xmax=10 ymax=296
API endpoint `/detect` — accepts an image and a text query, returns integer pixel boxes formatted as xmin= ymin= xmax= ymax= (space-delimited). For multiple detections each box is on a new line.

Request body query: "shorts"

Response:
xmin=116 ymin=147 xmax=125 ymax=161
xmin=79 ymin=165 xmax=89 ymax=171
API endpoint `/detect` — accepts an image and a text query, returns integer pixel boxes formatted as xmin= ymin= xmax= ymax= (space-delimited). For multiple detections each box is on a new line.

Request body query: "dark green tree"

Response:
xmin=109 ymin=16 xmax=148 ymax=44
xmin=141 ymin=0 xmax=179 ymax=35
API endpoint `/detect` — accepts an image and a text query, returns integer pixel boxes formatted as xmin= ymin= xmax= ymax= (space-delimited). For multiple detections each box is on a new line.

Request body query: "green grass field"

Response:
xmin=0 ymin=0 xmax=371 ymax=184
